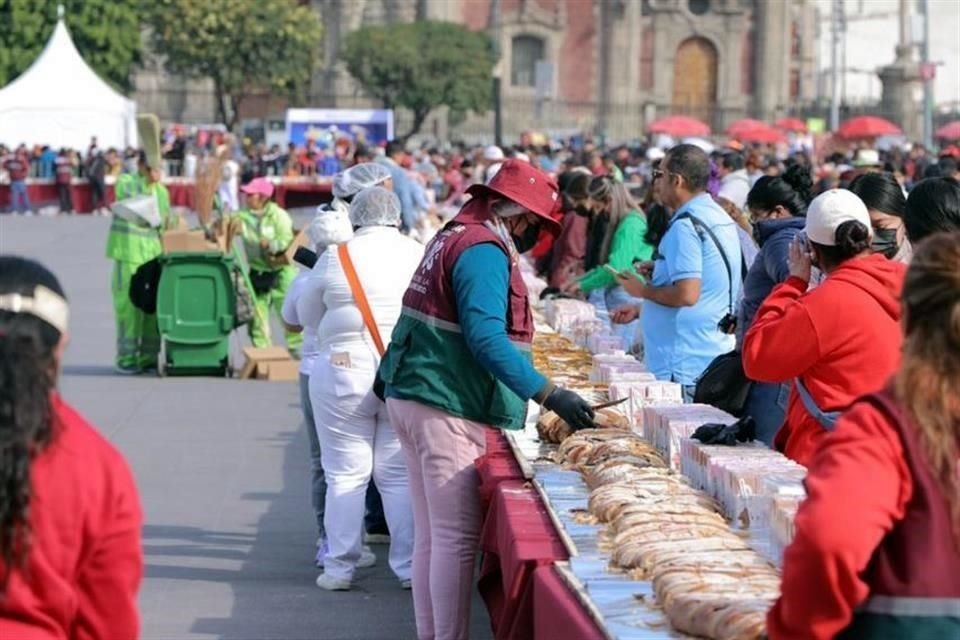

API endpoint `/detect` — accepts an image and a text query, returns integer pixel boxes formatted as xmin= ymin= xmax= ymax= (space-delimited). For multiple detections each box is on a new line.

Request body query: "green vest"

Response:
xmin=105 ymin=174 xmax=172 ymax=264
xmin=380 ymin=313 xmax=529 ymax=430
xmin=840 ymin=597 xmax=960 ymax=639
xmin=235 ymin=202 xmax=294 ymax=272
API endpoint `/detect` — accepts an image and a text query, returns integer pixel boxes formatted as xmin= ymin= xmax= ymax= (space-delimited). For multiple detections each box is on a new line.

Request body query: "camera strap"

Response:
xmin=672 ymin=212 xmax=735 ymax=316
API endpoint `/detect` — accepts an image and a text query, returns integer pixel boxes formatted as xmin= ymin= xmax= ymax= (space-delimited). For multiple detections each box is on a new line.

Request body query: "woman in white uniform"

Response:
xmin=305 ymin=187 xmax=424 ymax=591
xmin=281 ymin=207 xmax=353 ymax=566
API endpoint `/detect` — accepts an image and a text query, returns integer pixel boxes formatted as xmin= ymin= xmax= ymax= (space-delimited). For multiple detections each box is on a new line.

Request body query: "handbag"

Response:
xmin=338 ymin=244 xmax=388 ymax=400
xmin=248 ymin=269 xmax=279 ymax=296
xmin=693 ymin=350 xmax=752 ymax=417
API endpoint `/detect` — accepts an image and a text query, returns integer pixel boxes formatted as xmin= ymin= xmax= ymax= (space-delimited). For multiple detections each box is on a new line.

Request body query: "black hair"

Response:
xmin=745 ymin=164 xmax=812 ymax=217
xmin=905 ymin=177 xmax=960 ymax=243
xmin=664 ymin=144 xmax=710 ymax=192
xmin=384 ymin=140 xmax=405 ymax=158
xmin=924 ymin=164 xmax=944 ymax=179
xmin=811 ymin=220 xmax=872 ymax=270
xmin=720 ymin=152 xmax=745 ymax=172
xmin=644 ymin=203 xmax=671 ymax=249
xmin=939 ymin=156 xmax=958 ymax=176
xmin=848 ymin=171 xmax=906 ymax=219
xmin=0 ymin=257 xmax=66 ymax=591
xmin=559 ymin=171 xmax=591 ymax=201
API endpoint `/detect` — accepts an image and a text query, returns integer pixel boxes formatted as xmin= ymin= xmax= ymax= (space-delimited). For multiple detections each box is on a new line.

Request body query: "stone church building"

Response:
xmin=135 ymin=0 xmax=818 ymax=141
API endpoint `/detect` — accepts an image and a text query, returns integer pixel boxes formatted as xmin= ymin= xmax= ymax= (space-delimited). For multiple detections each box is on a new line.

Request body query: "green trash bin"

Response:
xmin=156 ymin=252 xmax=237 ymax=376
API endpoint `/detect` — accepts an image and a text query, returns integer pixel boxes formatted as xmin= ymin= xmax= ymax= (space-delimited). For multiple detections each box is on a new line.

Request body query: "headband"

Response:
xmin=0 ymin=285 xmax=70 ymax=334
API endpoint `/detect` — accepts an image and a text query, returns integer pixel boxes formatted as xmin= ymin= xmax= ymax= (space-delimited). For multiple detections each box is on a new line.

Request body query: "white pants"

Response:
xmin=309 ymin=347 xmax=413 ymax=582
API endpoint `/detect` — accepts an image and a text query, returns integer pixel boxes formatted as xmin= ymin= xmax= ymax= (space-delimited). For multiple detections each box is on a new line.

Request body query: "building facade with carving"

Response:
xmin=135 ymin=0 xmax=818 ymax=141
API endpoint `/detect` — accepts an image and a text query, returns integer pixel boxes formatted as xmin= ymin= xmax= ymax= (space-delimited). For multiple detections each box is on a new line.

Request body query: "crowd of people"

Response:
xmin=2 ymin=126 xmax=960 ymax=640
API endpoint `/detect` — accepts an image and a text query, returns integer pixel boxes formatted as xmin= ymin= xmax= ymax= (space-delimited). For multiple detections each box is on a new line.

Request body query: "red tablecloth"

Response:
xmin=532 ymin=565 xmax=606 ymax=640
xmin=0 ymin=182 xmax=115 ymax=213
xmin=1 ymin=179 xmax=331 ymax=213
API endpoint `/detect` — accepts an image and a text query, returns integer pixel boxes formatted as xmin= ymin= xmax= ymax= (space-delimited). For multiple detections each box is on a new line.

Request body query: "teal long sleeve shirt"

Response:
xmin=577 ymin=212 xmax=654 ymax=294
xmin=452 ymin=243 xmax=547 ymax=399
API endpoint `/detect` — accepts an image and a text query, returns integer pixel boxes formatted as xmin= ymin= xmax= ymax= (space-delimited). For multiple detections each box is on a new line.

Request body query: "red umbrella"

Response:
xmin=647 ymin=116 xmax=711 ymax=138
xmin=836 ymin=116 xmax=902 ymax=139
xmin=736 ymin=127 xmax=788 ymax=144
xmin=726 ymin=118 xmax=768 ymax=137
xmin=775 ymin=117 xmax=807 ymax=133
xmin=935 ymin=120 xmax=960 ymax=141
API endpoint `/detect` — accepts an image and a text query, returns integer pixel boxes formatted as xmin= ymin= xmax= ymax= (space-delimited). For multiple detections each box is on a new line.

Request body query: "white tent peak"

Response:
xmin=0 ymin=15 xmax=136 ymax=149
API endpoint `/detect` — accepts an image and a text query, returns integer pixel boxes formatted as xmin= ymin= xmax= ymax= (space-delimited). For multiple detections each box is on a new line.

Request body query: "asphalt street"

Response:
xmin=0 ymin=214 xmax=493 ymax=640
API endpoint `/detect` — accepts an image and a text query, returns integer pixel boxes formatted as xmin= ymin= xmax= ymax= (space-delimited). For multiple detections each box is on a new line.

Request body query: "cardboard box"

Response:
xmin=266 ymin=228 xmax=309 ymax=268
xmin=239 ymin=346 xmax=298 ymax=381
xmin=256 ymin=359 xmax=300 ymax=381
xmin=162 ymin=229 xmax=221 ymax=254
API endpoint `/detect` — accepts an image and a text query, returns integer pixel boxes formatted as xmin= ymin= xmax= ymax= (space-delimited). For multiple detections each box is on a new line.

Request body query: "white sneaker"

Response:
xmin=357 ymin=546 xmax=377 ymax=569
xmin=315 ymin=573 xmax=351 ymax=591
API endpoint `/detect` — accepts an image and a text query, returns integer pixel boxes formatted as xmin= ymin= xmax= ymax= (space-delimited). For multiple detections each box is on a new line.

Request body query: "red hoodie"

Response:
xmin=0 ymin=394 xmax=142 ymax=640
xmin=742 ymin=254 xmax=906 ymax=466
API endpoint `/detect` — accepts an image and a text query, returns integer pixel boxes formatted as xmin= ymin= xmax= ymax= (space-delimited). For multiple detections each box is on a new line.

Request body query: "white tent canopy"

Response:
xmin=0 ymin=16 xmax=136 ymax=150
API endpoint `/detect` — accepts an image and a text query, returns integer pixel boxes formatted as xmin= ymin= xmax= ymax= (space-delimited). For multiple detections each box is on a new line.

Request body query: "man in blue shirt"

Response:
xmin=613 ymin=144 xmax=741 ymax=400
xmin=376 ymin=140 xmax=419 ymax=233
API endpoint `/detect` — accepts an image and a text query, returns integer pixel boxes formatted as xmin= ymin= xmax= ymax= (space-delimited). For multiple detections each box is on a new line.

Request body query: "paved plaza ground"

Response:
xmin=1 ymin=214 xmax=492 ymax=640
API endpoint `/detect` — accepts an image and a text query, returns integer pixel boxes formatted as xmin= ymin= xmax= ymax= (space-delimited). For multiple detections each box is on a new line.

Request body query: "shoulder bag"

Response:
xmin=337 ymin=243 xmax=386 ymax=357
xmin=672 ymin=213 xmax=751 ymax=415
xmin=338 ymin=244 xmax=388 ymax=400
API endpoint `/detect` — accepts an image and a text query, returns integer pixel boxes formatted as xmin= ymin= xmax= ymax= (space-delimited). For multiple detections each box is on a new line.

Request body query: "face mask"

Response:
xmin=871 ymin=227 xmax=900 ymax=259
xmin=512 ymin=224 xmax=542 ymax=254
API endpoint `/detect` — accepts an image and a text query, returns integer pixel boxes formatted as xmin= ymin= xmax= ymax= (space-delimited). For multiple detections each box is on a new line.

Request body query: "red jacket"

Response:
xmin=743 ymin=254 xmax=906 ymax=466
xmin=768 ymin=399 xmax=912 ymax=639
xmin=0 ymin=394 xmax=143 ymax=640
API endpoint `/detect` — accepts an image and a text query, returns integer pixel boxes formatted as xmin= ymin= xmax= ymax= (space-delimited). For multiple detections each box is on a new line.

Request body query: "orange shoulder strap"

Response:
xmin=338 ymin=243 xmax=386 ymax=356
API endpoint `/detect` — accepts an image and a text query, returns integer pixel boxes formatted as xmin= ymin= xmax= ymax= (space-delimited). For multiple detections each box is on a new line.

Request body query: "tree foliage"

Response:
xmin=0 ymin=0 xmax=142 ymax=91
xmin=144 ymin=0 xmax=322 ymax=130
xmin=342 ymin=21 xmax=495 ymax=140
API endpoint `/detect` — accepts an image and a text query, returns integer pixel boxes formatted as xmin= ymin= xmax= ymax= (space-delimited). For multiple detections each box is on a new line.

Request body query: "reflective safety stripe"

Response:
xmin=110 ymin=217 xmax=157 ymax=238
xmin=401 ymin=306 xmax=532 ymax=351
xmin=861 ymin=596 xmax=960 ymax=617
xmin=402 ymin=306 xmax=462 ymax=333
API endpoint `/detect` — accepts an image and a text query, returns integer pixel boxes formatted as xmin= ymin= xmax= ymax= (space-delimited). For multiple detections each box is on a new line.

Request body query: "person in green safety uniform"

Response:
xmin=235 ymin=177 xmax=303 ymax=355
xmin=106 ymin=152 xmax=176 ymax=374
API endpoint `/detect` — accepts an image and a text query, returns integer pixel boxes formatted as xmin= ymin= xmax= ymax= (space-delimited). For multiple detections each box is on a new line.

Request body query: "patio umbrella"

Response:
xmin=935 ymin=120 xmax=960 ymax=141
xmin=736 ymin=127 xmax=787 ymax=144
xmin=725 ymin=118 xmax=768 ymax=137
xmin=774 ymin=117 xmax=807 ymax=133
xmin=648 ymin=116 xmax=710 ymax=138
xmin=836 ymin=116 xmax=902 ymax=139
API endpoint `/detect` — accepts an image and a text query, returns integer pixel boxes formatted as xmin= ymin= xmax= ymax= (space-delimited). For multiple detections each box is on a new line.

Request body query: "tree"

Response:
xmin=341 ymin=21 xmax=495 ymax=141
xmin=145 ymin=0 xmax=322 ymax=131
xmin=0 ymin=0 xmax=142 ymax=91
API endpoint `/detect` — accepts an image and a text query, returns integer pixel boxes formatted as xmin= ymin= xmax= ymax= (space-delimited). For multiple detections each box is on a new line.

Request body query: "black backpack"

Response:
xmin=129 ymin=259 xmax=162 ymax=314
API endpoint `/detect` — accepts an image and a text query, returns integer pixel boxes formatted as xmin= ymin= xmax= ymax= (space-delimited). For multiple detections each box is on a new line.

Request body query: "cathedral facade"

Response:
xmin=135 ymin=0 xmax=818 ymax=141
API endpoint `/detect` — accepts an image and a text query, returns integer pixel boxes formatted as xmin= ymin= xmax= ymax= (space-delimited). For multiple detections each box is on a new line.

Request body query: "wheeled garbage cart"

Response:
xmin=156 ymin=252 xmax=237 ymax=376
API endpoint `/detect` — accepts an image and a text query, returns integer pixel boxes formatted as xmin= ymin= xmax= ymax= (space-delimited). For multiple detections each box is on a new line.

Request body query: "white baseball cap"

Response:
xmin=805 ymin=189 xmax=872 ymax=246
xmin=484 ymin=145 xmax=505 ymax=161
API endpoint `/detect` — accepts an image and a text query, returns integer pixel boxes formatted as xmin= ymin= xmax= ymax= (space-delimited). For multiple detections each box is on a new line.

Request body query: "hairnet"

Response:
xmin=349 ymin=186 xmax=401 ymax=228
xmin=332 ymin=163 xmax=392 ymax=199
xmin=308 ymin=203 xmax=353 ymax=248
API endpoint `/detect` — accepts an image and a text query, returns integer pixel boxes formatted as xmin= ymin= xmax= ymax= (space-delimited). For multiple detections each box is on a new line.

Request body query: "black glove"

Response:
xmin=543 ymin=387 xmax=596 ymax=431
xmin=691 ymin=416 xmax=757 ymax=446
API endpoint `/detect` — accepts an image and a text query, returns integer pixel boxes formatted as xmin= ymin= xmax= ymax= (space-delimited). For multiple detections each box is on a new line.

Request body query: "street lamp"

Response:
xmin=493 ymin=62 xmax=503 ymax=147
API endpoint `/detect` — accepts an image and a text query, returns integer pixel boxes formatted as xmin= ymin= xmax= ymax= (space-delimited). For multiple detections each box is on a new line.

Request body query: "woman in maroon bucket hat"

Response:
xmin=377 ymin=159 xmax=596 ymax=639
